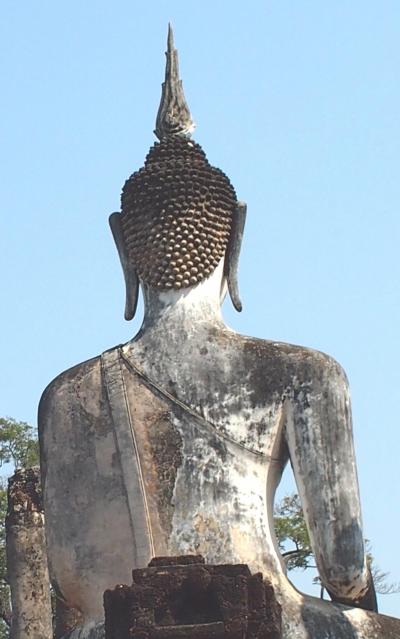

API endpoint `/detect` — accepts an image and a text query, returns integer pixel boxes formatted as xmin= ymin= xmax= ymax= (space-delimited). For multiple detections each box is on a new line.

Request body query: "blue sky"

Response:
xmin=1 ymin=1 xmax=399 ymax=616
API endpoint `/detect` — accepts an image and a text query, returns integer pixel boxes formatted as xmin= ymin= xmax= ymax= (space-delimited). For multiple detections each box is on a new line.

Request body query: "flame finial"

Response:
xmin=154 ymin=24 xmax=195 ymax=140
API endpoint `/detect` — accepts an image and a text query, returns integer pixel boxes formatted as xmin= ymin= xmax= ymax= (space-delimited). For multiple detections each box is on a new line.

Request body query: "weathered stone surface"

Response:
xmin=6 ymin=467 xmax=53 ymax=639
xmin=66 ymin=622 xmax=105 ymax=639
xmin=39 ymin=258 xmax=400 ymax=639
xmin=39 ymin=284 xmax=381 ymax=631
xmin=103 ymin=557 xmax=282 ymax=639
xmin=38 ymin=25 xmax=400 ymax=639
xmin=154 ymin=24 xmax=195 ymax=140
xmin=120 ymin=136 xmax=237 ymax=290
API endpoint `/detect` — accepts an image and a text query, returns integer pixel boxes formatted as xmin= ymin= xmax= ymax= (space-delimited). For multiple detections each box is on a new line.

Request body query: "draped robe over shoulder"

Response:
xmin=39 ymin=331 xmax=400 ymax=638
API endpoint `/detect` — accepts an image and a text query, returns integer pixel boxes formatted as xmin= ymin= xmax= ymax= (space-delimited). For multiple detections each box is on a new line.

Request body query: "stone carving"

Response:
xmin=154 ymin=24 xmax=195 ymax=140
xmin=120 ymin=136 xmax=236 ymax=291
xmin=38 ymin=26 xmax=400 ymax=639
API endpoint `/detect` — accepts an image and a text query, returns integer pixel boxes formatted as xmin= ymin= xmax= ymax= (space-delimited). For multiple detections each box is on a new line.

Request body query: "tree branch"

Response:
xmin=282 ymin=549 xmax=310 ymax=559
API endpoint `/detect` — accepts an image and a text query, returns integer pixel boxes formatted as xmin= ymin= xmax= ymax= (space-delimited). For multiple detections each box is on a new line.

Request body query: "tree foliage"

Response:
xmin=0 ymin=418 xmax=39 ymax=638
xmin=274 ymin=493 xmax=314 ymax=571
xmin=0 ymin=418 xmax=39 ymax=470
xmin=365 ymin=541 xmax=400 ymax=596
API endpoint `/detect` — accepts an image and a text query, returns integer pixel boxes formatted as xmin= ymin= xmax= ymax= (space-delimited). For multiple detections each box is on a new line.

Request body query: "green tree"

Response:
xmin=0 ymin=417 xmax=39 ymax=470
xmin=0 ymin=418 xmax=39 ymax=638
xmin=274 ymin=492 xmax=400 ymax=598
xmin=274 ymin=493 xmax=315 ymax=570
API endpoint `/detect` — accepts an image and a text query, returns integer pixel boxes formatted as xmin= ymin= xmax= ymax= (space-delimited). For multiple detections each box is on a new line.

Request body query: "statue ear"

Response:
xmin=109 ymin=213 xmax=139 ymax=321
xmin=224 ymin=202 xmax=247 ymax=312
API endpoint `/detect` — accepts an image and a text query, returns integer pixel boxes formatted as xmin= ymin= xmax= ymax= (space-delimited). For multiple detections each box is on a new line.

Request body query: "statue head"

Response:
xmin=110 ymin=25 xmax=246 ymax=320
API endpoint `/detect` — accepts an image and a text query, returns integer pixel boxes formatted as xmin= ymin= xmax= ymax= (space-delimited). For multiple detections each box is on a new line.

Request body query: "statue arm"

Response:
xmin=284 ymin=353 xmax=377 ymax=611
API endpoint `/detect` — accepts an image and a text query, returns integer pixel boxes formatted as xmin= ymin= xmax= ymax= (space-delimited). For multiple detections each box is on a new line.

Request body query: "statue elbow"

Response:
xmin=315 ymin=520 xmax=369 ymax=599
xmin=322 ymin=565 xmax=369 ymax=601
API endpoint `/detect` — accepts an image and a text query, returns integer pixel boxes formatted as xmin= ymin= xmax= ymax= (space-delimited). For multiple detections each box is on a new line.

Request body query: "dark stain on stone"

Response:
xmin=327 ymin=520 xmax=364 ymax=575
xmin=208 ymin=436 xmax=228 ymax=463
xmin=301 ymin=604 xmax=357 ymax=639
xmin=212 ymin=479 xmax=234 ymax=502
xmin=256 ymin=422 xmax=267 ymax=438
xmin=148 ymin=412 xmax=183 ymax=536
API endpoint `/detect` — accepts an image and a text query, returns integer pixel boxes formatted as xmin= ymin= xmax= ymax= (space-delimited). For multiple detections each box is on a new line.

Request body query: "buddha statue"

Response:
xmin=39 ymin=26 xmax=400 ymax=639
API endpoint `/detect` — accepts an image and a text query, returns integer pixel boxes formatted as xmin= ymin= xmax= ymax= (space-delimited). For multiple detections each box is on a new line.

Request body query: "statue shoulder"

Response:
xmin=39 ymin=355 xmax=99 ymax=409
xmin=38 ymin=348 xmax=115 ymax=435
xmin=229 ymin=331 xmax=349 ymax=386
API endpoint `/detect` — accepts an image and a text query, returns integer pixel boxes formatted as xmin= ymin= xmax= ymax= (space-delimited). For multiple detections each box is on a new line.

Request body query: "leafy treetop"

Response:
xmin=0 ymin=418 xmax=39 ymax=470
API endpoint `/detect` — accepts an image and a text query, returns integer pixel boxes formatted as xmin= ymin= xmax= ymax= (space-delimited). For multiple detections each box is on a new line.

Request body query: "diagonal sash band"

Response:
xmin=101 ymin=347 xmax=154 ymax=567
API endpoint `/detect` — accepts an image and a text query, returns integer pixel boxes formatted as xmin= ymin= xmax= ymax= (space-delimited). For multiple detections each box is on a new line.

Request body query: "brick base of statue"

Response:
xmin=103 ymin=556 xmax=282 ymax=639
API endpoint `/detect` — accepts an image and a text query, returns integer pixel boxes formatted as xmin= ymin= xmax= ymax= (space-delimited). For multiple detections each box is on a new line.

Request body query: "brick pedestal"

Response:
xmin=104 ymin=556 xmax=281 ymax=639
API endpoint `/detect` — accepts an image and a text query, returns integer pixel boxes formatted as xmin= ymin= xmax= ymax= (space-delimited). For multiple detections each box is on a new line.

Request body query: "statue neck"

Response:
xmin=138 ymin=260 xmax=226 ymax=336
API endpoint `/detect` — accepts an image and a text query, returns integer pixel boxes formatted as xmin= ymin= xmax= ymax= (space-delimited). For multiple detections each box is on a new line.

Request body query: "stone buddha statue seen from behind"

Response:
xmin=39 ymin=27 xmax=400 ymax=639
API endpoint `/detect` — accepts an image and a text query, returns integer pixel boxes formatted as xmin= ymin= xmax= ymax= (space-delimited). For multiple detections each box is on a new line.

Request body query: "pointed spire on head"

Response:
xmin=154 ymin=24 xmax=195 ymax=140
xmin=167 ymin=21 xmax=174 ymax=51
